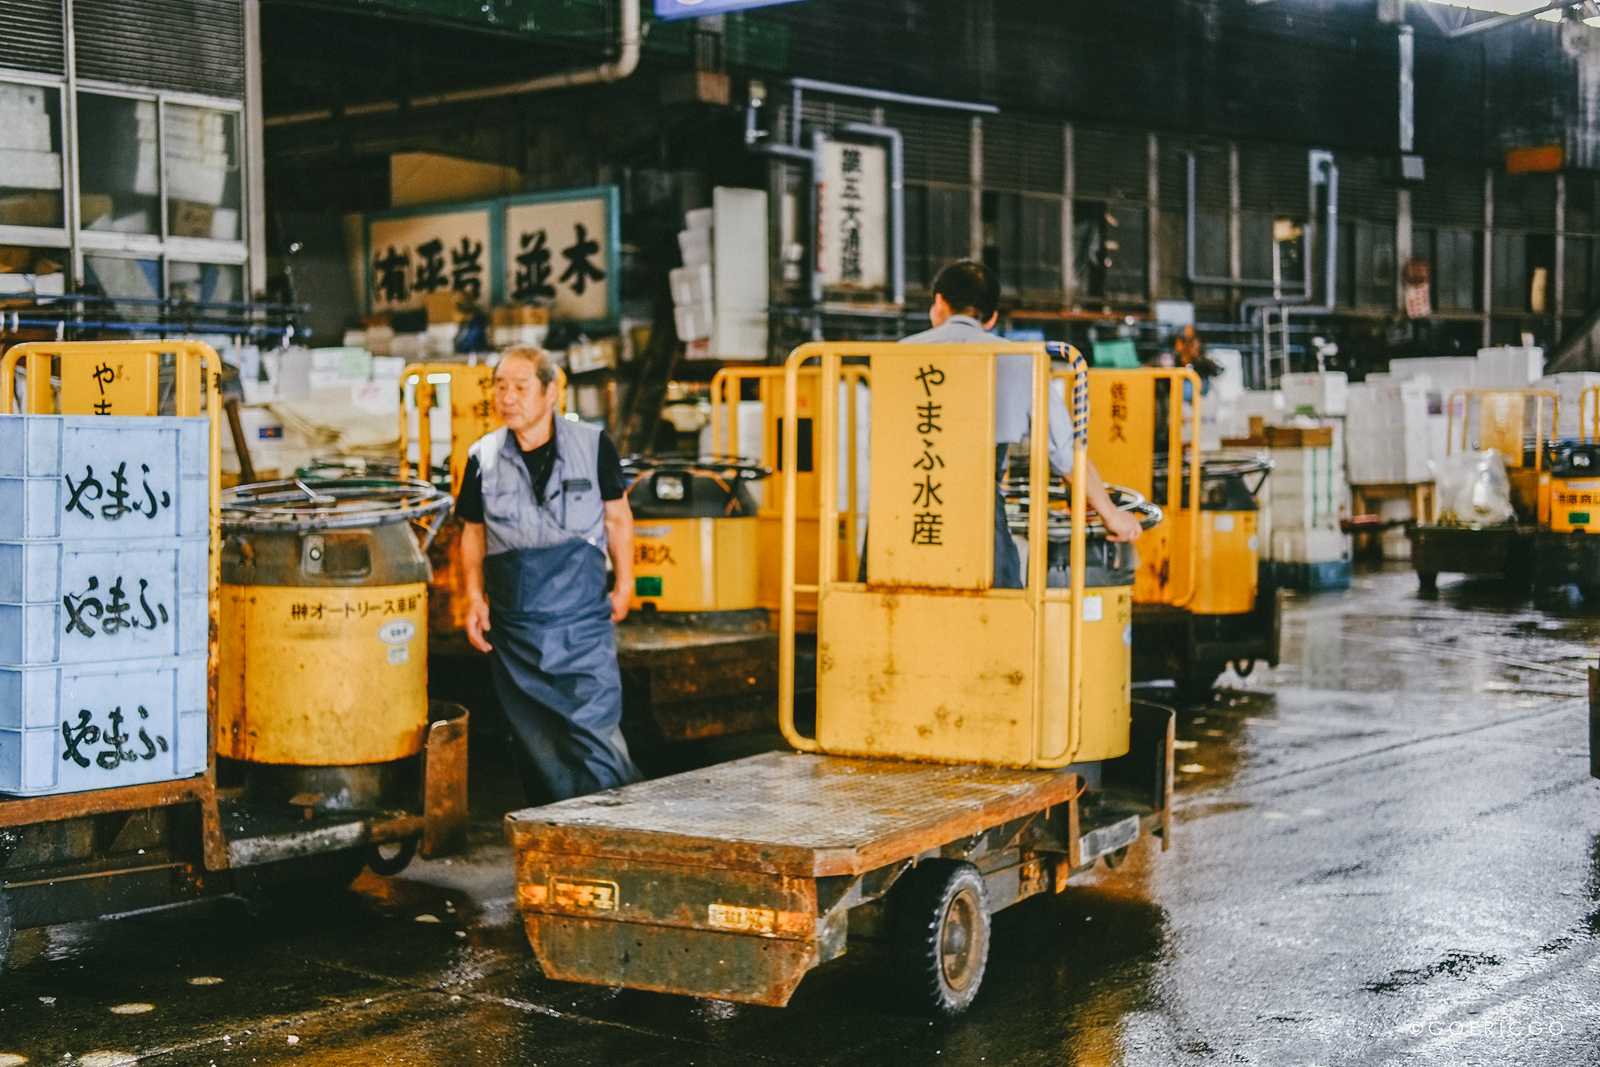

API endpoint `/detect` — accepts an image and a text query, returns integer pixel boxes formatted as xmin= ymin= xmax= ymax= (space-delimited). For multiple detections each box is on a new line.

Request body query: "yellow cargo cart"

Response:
xmin=1085 ymin=367 xmax=1279 ymax=696
xmin=1410 ymin=388 xmax=1555 ymax=594
xmin=0 ymin=341 xmax=468 ymax=978
xmin=506 ymin=342 xmax=1173 ymax=1015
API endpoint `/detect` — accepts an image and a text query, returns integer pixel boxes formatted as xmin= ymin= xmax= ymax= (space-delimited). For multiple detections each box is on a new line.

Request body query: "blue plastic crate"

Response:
xmin=0 ymin=416 xmax=210 ymax=541
xmin=0 ymin=537 xmax=208 ymax=665
xmin=0 ymin=655 xmax=207 ymax=795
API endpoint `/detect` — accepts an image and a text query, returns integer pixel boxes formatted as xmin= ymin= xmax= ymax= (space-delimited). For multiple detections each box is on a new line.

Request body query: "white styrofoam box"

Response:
xmin=0 ymin=82 xmax=47 ymax=112
xmin=0 ymin=148 xmax=62 ymax=190
xmin=669 ymin=263 xmax=714 ymax=308
xmin=1345 ymin=379 xmax=1431 ymax=484
xmin=684 ymin=206 xmax=713 ymax=234
xmin=678 ymin=228 xmax=711 ymax=268
xmin=1206 ymin=348 xmax=1245 ymax=402
xmin=165 ymin=159 xmax=228 ymax=206
xmin=1537 ymin=373 xmax=1600 ymax=439
xmin=0 ymin=538 xmax=208 ymax=665
xmin=1280 ymin=372 xmax=1348 ymax=416
xmin=1267 ymin=456 xmax=1342 ymax=531
xmin=713 ymin=307 xmax=769 ymax=361
xmin=210 ymin=207 xmax=240 ymax=241
xmin=0 ymin=112 xmax=52 ymax=152
xmin=1388 ymin=357 xmax=1478 ymax=401
xmin=674 ymin=301 xmax=714 ymax=343
xmin=1215 ymin=389 xmax=1285 ymax=440
xmin=0 ymin=656 xmax=206 ymax=795
xmin=270 ymin=348 xmax=314 ymax=401
xmin=371 ymin=355 xmax=406 ymax=381
xmin=0 ymin=416 xmax=209 ymax=541
xmin=1270 ymin=528 xmax=1349 ymax=563
xmin=1477 ymin=346 xmax=1544 ymax=387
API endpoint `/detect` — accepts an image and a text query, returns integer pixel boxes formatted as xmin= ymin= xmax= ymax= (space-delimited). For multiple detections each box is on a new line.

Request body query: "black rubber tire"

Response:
xmin=1103 ymin=845 xmax=1130 ymax=869
xmin=1418 ymin=571 xmax=1439 ymax=596
xmin=366 ymin=836 xmax=418 ymax=877
xmin=891 ymin=860 xmax=991 ymax=1017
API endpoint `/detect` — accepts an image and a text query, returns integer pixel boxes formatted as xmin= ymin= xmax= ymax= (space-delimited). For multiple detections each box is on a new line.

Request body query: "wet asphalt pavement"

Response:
xmin=3 ymin=563 xmax=1599 ymax=1066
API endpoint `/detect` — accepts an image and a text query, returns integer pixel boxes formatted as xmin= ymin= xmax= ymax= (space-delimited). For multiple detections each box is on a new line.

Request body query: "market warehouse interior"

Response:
xmin=3 ymin=0 xmax=1600 ymax=1064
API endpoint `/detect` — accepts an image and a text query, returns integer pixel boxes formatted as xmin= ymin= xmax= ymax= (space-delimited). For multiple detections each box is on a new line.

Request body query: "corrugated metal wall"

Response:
xmin=75 ymin=0 xmax=243 ymax=98
xmin=0 ymin=0 xmax=242 ymax=98
xmin=0 ymin=0 xmax=65 ymax=75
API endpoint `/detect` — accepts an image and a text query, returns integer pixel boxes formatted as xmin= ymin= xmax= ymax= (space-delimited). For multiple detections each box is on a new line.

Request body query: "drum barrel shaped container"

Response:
xmin=217 ymin=479 xmax=451 ymax=809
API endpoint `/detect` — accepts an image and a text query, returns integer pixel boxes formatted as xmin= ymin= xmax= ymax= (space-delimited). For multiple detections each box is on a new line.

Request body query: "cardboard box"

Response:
xmin=169 ymin=200 xmax=215 ymax=238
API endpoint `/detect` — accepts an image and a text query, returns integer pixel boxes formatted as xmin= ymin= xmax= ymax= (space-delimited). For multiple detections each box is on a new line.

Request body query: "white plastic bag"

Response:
xmin=1431 ymin=448 xmax=1514 ymax=525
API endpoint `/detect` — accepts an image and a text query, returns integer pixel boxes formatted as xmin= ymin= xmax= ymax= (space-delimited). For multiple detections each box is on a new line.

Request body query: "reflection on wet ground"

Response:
xmin=2 ymin=564 xmax=1598 ymax=1064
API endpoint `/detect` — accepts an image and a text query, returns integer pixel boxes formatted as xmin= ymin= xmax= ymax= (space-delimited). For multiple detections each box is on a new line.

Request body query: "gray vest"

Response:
xmin=469 ymin=417 xmax=608 ymax=556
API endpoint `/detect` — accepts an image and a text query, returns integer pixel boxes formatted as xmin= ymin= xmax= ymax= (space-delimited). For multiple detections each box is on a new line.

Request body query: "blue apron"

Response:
xmin=484 ymin=538 xmax=640 ymax=803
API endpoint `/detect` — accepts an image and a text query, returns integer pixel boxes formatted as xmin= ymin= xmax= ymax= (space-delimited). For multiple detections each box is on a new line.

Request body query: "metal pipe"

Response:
xmin=838 ymin=121 xmax=905 ymax=306
xmin=786 ymin=76 xmax=998 ymax=115
xmin=264 ymin=0 xmax=641 ymax=126
xmin=810 ymin=129 xmax=827 ymax=307
xmin=1186 ymin=153 xmax=1304 ymax=291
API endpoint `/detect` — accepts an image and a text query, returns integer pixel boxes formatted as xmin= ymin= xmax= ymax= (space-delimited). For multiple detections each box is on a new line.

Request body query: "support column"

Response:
xmin=1147 ymin=132 xmax=1160 ymax=304
xmin=1228 ymin=142 xmax=1241 ymax=309
xmin=244 ymin=0 xmax=269 ymax=298
xmin=1396 ymin=189 xmax=1412 ymax=312
xmin=1063 ymin=123 xmax=1075 ymax=306
xmin=969 ymin=116 xmax=984 ymax=261
xmin=1556 ymin=172 xmax=1567 ymax=343
xmin=1483 ymin=168 xmax=1494 ymax=348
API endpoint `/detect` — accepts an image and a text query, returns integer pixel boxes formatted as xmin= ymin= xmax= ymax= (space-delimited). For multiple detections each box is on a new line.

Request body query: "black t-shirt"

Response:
xmin=455 ymin=429 xmax=626 ymax=524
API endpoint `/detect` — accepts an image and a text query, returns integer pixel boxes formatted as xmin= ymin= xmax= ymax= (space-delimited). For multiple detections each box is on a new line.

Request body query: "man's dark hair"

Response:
xmin=932 ymin=260 xmax=1000 ymax=322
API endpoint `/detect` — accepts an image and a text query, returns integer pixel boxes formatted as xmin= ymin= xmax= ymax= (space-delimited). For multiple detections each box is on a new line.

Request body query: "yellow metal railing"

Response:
xmin=1083 ymin=367 xmax=1202 ymax=608
xmin=777 ymin=342 xmax=1089 ymax=769
xmin=1447 ymin=388 xmax=1556 ymax=466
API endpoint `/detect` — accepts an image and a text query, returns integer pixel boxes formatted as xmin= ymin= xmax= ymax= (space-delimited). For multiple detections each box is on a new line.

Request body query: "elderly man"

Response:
xmin=456 ymin=347 xmax=640 ymax=803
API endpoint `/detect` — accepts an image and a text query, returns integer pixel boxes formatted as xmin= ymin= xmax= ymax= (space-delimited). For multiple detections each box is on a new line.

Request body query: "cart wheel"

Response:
xmin=1103 ymin=845 xmax=1130 ymax=869
xmin=1418 ymin=571 xmax=1438 ymax=596
xmin=892 ymin=860 xmax=991 ymax=1017
xmin=366 ymin=836 xmax=418 ymax=877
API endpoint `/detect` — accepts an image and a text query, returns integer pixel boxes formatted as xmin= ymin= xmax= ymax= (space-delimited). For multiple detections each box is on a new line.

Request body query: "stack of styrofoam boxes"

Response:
xmin=1387 ymin=357 xmax=1477 ymax=470
xmin=1477 ymin=346 xmax=1544 ymax=388
xmin=164 ymin=105 xmax=237 ymax=240
xmin=672 ymin=207 xmax=715 ymax=353
xmin=1535 ymin=372 xmax=1600 ymax=442
xmin=0 ymin=417 xmax=210 ymax=794
xmin=1272 ymin=372 xmax=1351 ymax=588
xmin=1267 ymin=434 xmax=1350 ymax=589
xmin=0 ymin=82 xmax=63 ymax=230
xmin=1345 ymin=376 xmax=1431 ymax=559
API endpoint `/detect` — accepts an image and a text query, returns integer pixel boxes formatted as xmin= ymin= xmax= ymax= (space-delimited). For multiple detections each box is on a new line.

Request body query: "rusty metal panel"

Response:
xmin=421 ymin=707 xmax=469 ymax=858
xmin=816 ymin=590 xmax=1038 ymax=766
xmin=515 ymin=851 xmax=816 ymax=938
xmin=525 ymin=914 xmax=818 ymax=1007
xmin=505 ymin=752 xmax=1080 ymax=878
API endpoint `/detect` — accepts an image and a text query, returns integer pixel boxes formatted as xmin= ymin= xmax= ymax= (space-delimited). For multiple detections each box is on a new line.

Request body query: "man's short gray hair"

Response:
xmin=497 ymin=346 xmax=560 ymax=387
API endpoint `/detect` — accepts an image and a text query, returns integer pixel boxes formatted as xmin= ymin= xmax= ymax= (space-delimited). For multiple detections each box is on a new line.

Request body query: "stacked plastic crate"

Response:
xmin=0 ymin=416 xmax=210 ymax=794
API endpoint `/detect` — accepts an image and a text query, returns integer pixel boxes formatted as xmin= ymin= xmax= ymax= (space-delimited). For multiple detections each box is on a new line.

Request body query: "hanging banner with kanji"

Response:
xmin=819 ymin=142 xmax=887 ymax=291
xmin=368 ymin=210 xmax=492 ymax=313
xmin=503 ymin=193 xmax=614 ymax=325
xmin=362 ymin=186 xmax=620 ymax=329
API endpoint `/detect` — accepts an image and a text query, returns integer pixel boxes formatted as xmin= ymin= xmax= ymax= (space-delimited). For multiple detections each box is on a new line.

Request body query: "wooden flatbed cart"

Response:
xmin=508 ymin=701 xmax=1171 ymax=1013
xmin=508 ymin=341 xmax=1175 ymax=1014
